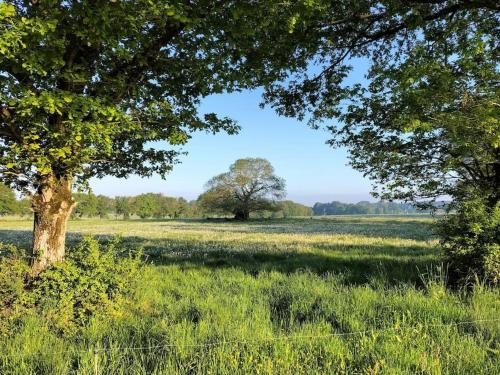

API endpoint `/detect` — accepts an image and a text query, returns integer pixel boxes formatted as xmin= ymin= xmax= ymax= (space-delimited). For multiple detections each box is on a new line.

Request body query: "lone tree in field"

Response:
xmin=199 ymin=158 xmax=285 ymax=220
xmin=0 ymin=1 xmax=307 ymax=274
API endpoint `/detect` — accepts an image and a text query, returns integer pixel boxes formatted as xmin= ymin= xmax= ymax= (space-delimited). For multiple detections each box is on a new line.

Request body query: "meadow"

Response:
xmin=0 ymin=216 xmax=499 ymax=374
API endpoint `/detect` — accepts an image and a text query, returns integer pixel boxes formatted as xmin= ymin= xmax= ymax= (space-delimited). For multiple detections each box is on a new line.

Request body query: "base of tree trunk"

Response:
xmin=234 ymin=211 xmax=250 ymax=220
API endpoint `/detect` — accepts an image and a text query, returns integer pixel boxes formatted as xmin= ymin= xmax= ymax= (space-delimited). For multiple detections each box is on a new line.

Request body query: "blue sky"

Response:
xmin=90 ymin=89 xmax=373 ymax=206
xmin=91 ymin=60 xmax=375 ymax=206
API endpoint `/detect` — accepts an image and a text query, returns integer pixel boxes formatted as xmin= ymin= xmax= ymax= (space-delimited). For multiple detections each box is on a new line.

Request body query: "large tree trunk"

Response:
xmin=30 ymin=176 xmax=76 ymax=276
xmin=234 ymin=209 xmax=250 ymax=220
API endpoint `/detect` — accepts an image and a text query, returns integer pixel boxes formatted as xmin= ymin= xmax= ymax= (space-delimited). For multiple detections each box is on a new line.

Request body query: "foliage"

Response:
xmin=0 ymin=184 xmax=17 ymax=215
xmin=115 ymin=196 xmax=132 ymax=220
xmin=133 ymin=193 xmax=159 ymax=219
xmin=199 ymin=158 xmax=286 ymax=220
xmin=95 ymin=195 xmax=115 ymax=219
xmin=277 ymin=200 xmax=312 ymax=218
xmin=184 ymin=199 xmax=202 ymax=218
xmin=337 ymin=35 xmax=498 ymax=209
xmin=0 ymin=0 xmax=308 ymax=194
xmin=151 ymin=194 xmax=186 ymax=219
xmin=0 ymin=184 xmax=31 ymax=216
xmin=31 ymin=237 xmax=142 ymax=333
xmin=132 ymin=193 xmax=186 ymax=219
xmin=262 ymin=1 xmax=499 ymax=206
xmin=438 ymin=196 xmax=500 ymax=286
xmin=0 ymin=243 xmax=31 ymax=327
xmin=260 ymin=1 xmax=499 ymax=283
xmin=5 ymin=190 xmax=315 ymax=220
xmin=0 ymin=237 xmax=142 ymax=335
xmin=14 ymin=197 xmax=31 ymax=217
xmin=0 ymin=0 xmax=310 ymax=266
xmin=73 ymin=192 xmax=120 ymax=219
xmin=72 ymin=192 xmax=98 ymax=218
xmin=0 ymin=217 xmax=498 ymax=373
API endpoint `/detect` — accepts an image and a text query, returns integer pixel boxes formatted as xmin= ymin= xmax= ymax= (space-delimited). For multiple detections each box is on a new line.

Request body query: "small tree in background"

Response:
xmin=155 ymin=195 xmax=180 ymax=218
xmin=73 ymin=192 xmax=98 ymax=218
xmin=0 ymin=184 xmax=17 ymax=216
xmin=15 ymin=197 xmax=32 ymax=217
xmin=199 ymin=158 xmax=285 ymax=220
xmin=133 ymin=194 xmax=158 ymax=219
xmin=278 ymin=201 xmax=312 ymax=218
xmin=96 ymin=195 xmax=115 ymax=219
xmin=175 ymin=198 xmax=189 ymax=218
xmin=115 ymin=197 xmax=132 ymax=220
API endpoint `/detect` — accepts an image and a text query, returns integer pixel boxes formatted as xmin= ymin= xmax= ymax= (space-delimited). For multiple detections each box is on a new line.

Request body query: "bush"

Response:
xmin=0 ymin=237 xmax=143 ymax=335
xmin=437 ymin=197 xmax=500 ymax=286
xmin=0 ymin=243 xmax=32 ymax=327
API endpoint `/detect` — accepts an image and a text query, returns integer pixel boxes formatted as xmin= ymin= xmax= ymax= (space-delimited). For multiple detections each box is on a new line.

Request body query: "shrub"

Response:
xmin=0 ymin=243 xmax=31 ymax=315
xmin=0 ymin=237 xmax=143 ymax=335
xmin=0 ymin=244 xmax=32 ymax=336
xmin=437 ymin=197 xmax=499 ymax=286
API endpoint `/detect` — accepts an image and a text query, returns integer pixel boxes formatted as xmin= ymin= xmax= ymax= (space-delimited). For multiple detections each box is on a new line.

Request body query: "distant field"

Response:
xmin=1 ymin=217 xmax=499 ymax=374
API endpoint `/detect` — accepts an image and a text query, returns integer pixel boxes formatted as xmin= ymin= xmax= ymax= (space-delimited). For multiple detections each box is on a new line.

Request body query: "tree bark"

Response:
xmin=30 ymin=176 xmax=76 ymax=276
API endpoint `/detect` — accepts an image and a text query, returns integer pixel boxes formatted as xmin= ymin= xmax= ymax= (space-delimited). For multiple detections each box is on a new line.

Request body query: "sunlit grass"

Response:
xmin=0 ymin=216 xmax=498 ymax=374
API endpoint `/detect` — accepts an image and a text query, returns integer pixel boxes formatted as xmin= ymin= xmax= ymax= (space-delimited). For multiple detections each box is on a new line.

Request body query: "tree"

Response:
xmin=278 ymin=201 xmax=312 ymax=218
xmin=0 ymin=184 xmax=17 ymax=216
xmin=156 ymin=196 xmax=189 ymax=218
xmin=174 ymin=197 xmax=189 ymax=218
xmin=0 ymin=1 xmax=305 ymax=273
xmin=126 ymin=193 xmax=189 ymax=219
xmin=184 ymin=200 xmax=201 ymax=218
xmin=96 ymin=195 xmax=115 ymax=219
xmin=73 ymin=192 xmax=98 ymax=218
xmin=199 ymin=158 xmax=285 ymax=220
xmin=260 ymin=1 xmax=499 ymax=283
xmin=15 ymin=197 xmax=32 ymax=217
xmin=115 ymin=196 xmax=132 ymax=220
xmin=134 ymin=194 xmax=152 ymax=219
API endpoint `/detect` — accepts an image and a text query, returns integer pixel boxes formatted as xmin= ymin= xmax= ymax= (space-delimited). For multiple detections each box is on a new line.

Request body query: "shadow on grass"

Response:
xmin=0 ymin=229 xmax=439 ymax=287
xmin=151 ymin=249 xmax=437 ymax=287
xmin=151 ymin=218 xmax=435 ymax=241
xmin=142 ymin=234 xmax=439 ymax=286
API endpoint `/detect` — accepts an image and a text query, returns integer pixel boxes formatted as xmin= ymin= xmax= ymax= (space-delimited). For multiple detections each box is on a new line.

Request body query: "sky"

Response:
xmin=90 ymin=87 xmax=373 ymax=206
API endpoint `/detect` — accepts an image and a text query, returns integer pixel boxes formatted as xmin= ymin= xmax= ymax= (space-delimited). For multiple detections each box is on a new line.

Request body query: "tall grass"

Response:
xmin=0 ymin=217 xmax=498 ymax=374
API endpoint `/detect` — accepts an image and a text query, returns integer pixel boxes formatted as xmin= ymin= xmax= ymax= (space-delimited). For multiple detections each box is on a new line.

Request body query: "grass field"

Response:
xmin=0 ymin=216 xmax=499 ymax=374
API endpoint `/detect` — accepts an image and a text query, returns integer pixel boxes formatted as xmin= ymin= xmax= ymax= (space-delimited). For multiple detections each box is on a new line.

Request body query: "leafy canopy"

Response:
xmin=257 ymin=0 xmax=499 ymax=283
xmin=261 ymin=0 xmax=499 ymax=205
xmin=0 ymin=1 xmax=304 ymax=193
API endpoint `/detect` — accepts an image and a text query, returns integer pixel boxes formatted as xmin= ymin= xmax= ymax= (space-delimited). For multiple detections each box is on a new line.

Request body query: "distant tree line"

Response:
xmin=72 ymin=192 xmax=198 ymax=219
xmin=312 ymin=201 xmax=426 ymax=216
xmin=0 ymin=184 xmax=30 ymax=216
xmin=73 ymin=193 xmax=313 ymax=219
xmin=3 ymin=183 xmax=430 ymax=219
xmin=0 ymin=184 xmax=313 ymax=219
